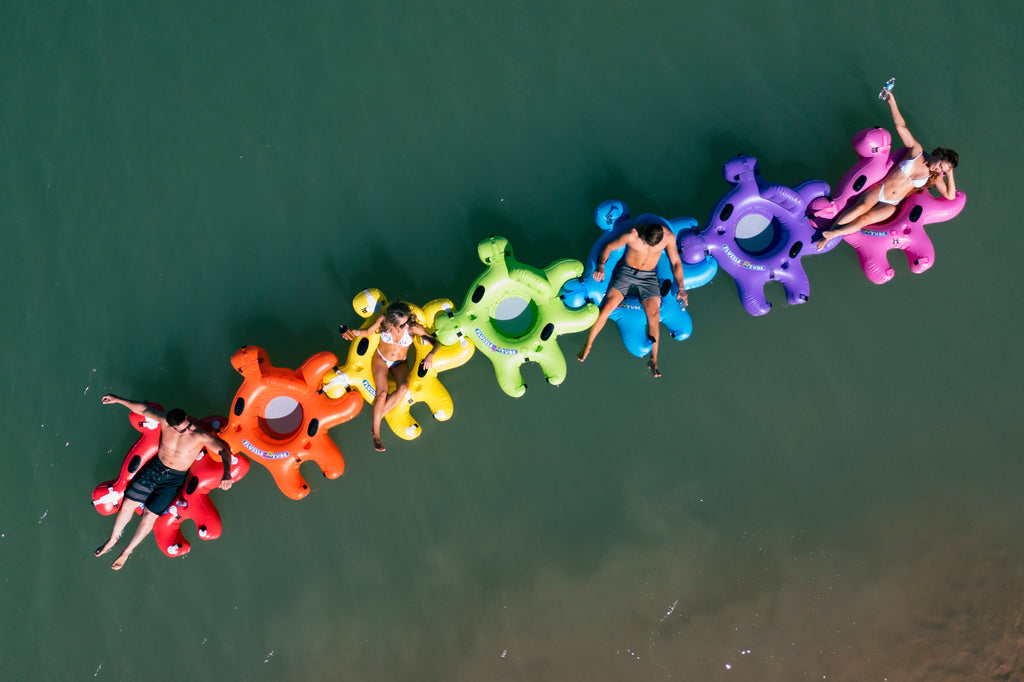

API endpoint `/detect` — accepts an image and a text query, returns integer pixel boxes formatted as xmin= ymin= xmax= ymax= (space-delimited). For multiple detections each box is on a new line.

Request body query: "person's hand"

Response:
xmin=676 ymin=288 xmax=688 ymax=306
xmin=593 ymin=264 xmax=605 ymax=282
xmin=341 ymin=327 xmax=359 ymax=341
xmin=101 ymin=394 xmax=118 ymax=405
xmin=422 ymin=353 xmax=434 ymax=372
xmin=219 ymin=479 xmax=233 ymax=491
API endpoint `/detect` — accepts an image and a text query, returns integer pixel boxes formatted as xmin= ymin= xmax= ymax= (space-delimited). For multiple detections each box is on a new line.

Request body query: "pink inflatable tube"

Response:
xmin=809 ymin=127 xmax=967 ymax=285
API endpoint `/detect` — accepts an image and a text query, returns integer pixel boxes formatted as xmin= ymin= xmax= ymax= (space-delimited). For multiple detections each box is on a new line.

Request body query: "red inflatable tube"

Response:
xmin=92 ymin=405 xmax=248 ymax=558
xmin=91 ymin=404 xmax=164 ymax=516
xmin=152 ymin=440 xmax=250 ymax=557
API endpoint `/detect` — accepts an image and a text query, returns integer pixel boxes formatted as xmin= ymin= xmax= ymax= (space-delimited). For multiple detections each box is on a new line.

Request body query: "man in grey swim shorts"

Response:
xmin=94 ymin=394 xmax=235 ymax=571
xmin=577 ymin=222 xmax=688 ymax=377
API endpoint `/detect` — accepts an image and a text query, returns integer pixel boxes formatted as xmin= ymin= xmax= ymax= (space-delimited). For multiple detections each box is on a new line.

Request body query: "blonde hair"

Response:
xmin=381 ymin=301 xmax=413 ymax=331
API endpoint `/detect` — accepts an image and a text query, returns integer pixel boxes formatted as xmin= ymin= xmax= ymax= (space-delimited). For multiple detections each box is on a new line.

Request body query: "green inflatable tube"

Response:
xmin=434 ymin=236 xmax=599 ymax=397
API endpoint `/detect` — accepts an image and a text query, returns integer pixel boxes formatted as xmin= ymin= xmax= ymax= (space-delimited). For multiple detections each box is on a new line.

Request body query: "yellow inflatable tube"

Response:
xmin=322 ymin=289 xmax=474 ymax=440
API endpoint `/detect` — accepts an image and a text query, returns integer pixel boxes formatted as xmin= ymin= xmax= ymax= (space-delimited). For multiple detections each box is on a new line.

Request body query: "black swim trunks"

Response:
xmin=124 ymin=458 xmax=188 ymax=515
xmin=608 ymin=262 xmax=662 ymax=301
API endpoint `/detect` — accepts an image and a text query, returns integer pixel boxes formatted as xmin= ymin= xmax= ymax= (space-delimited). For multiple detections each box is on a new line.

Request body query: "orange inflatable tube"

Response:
xmin=219 ymin=345 xmax=363 ymax=500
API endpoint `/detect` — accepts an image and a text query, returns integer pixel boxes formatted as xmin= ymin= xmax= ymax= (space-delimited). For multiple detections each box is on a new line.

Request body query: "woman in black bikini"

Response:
xmin=817 ymin=90 xmax=958 ymax=250
xmin=342 ymin=301 xmax=437 ymax=451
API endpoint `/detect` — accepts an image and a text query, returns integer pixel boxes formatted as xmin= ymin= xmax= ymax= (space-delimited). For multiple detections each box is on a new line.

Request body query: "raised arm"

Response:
xmin=886 ymin=92 xmax=923 ymax=155
xmin=101 ymin=394 xmax=162 ymax=420
xmin=932 ymin=166 xmax=957 ymax=200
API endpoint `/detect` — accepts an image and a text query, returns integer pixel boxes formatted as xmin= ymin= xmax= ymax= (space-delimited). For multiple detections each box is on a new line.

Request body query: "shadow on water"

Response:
xmin=90 ymin=347 xmax=229 ymax=480
xmin=575 ymin=165 xmax=707 ymax=255
xmin=699 ymin=131 xmax=837 ymax=203
xmin=322 ymin=246 xmax=419 ymax=305
xmin=461 ymin=206 xmax=581 ymax=276
xmin=117 ymin=347 xmax=206 ymax=413
xmin=809 ymin=107 xmax=904 ymax=189
xmin=225 ymin=315 xmax=341 ymax=369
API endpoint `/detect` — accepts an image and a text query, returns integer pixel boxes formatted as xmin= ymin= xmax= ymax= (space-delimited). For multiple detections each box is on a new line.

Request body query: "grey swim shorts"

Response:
xmin=608 ymin=262 xmax=661 ymax=301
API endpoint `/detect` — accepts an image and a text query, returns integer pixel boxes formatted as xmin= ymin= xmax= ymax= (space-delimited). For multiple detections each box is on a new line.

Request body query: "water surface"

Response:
xmin=2 ymin=1 xmax=1022 ymax=680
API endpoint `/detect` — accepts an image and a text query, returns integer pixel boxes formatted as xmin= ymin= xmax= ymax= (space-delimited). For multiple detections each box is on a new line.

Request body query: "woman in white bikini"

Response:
xmin=817 ymin=90 xmax=958 ymax=250
xmin=342 ymin=301 xmax=436 ymax=451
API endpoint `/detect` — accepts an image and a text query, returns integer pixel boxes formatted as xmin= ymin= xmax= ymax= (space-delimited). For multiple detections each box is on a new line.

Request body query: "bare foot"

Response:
xmin=647 ymin=360 xmax=662 ymax=378
xmin=373 ymin=434 xmax=385 ymax=452
xmin=111 ymin=549 xmax=132 ymax=571
xmin=95 ymin=528 xmax=124 ymax=557
xmin=577 ymin=346 xmax=590 ymax=362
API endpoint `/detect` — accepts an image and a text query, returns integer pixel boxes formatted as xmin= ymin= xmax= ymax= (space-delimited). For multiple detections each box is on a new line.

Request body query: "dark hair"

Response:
xmin=166 ymin=408 xmax=187 ymax=427
xmin=917 ymin=148 xmax=960 ymax=191
xmin=382 ymin=301 xmax=413 ymax=331
xmin=636 ymin=222 xmax=664 ymax=246
xmin=931 ymin=147 xmax=959 ymax=168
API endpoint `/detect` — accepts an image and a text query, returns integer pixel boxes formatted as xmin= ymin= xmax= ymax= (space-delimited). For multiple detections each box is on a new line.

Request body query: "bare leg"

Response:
xmin=818 ymin=183 xmax=888 ymax=251
xmin=578 ymin=289 xmax=625 ymax=362
xmin=839 ymin=203 xmax=898 ymax=230
xmin=833 ymin=184 xmax=882 ymax=226
xmin=381 ymin=361 xmax=411 ymax=416
xmin=641 ymin=296 xmax=662 ymax=378
xmin=822 ymin=203 xmax=900 ymax=249
xmin=111 ymin=509 xmax=158 ymax=570
xmin=95 ymin=499 xmax=142 ymax=557
xmin=370 ymin=354 xmax=392 ymax=452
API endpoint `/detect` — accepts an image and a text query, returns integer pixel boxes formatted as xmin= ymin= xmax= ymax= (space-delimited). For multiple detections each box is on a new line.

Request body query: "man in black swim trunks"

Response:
xmin=577 ymin=222 xmax=688 ymax=377
xmin=94 ymin=394 xmax=234 ymax=571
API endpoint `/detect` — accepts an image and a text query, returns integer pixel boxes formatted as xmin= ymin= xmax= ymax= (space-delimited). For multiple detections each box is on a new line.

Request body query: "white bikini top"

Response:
xmin=898 ymin=152 xmax=929 ymax=188
xmin=379 ymin=327 xmax=413 ymax=347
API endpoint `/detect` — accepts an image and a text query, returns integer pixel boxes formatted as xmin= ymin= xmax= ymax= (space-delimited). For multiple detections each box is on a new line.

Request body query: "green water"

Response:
xmin=3 ymin=1 xmax=1022 ymax=680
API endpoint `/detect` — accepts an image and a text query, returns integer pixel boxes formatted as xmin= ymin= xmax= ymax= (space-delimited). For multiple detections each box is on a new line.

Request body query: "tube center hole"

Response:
xmin=734 ymin=214 xmax=778 ymax=255
xmin=493 ymin=296 xmax=535 ymax=337
xmin=261 ymin=396 xmax=303 ymax=438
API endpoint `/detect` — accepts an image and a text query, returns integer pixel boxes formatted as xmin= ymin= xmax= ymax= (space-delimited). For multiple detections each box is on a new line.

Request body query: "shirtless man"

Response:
xmin=94 ymin=394 xmax=234 ymax=570
xmin=577 ymin=222 xmax=688 ymax=377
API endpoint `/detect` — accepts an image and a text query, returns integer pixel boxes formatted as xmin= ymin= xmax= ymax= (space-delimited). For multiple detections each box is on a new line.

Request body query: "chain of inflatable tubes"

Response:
xmin=94 ymin=126 xmax=966 ymax=557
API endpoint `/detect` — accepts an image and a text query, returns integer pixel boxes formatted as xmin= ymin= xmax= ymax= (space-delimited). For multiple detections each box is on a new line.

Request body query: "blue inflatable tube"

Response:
xmin=561 ymin=200 xmax=718 ymax=358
